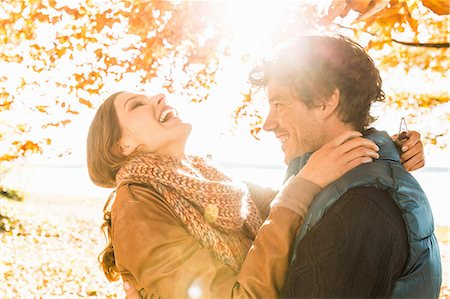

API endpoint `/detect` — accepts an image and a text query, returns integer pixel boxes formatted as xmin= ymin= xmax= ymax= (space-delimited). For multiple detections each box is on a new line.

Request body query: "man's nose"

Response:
xmin=262 ymin=112 xmax=276 ymax=132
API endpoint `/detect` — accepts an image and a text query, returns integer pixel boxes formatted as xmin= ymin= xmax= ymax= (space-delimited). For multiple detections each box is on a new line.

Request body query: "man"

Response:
xmin=123 ymin=35 xmax=440 ymax=298
xmin=248 ymin=35 xmax=441 ymax=298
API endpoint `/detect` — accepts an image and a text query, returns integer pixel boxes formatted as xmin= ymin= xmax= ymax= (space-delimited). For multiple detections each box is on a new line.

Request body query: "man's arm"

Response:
xmin=282 ymin=186 xmax=408 ymax=298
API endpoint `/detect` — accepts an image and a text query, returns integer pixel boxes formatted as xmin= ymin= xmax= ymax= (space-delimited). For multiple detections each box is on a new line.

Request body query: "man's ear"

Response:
xmin=320 ymin=88 xmax=340 ymax=120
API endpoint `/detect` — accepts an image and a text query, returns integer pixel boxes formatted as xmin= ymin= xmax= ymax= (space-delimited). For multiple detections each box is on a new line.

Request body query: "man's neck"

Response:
xmin=321 ymin=119 xmax=358 ymax=145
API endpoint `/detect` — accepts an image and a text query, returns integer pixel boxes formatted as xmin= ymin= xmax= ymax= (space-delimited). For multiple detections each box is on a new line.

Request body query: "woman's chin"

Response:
xmin=181 ymin=123 xmax=193 ymax=140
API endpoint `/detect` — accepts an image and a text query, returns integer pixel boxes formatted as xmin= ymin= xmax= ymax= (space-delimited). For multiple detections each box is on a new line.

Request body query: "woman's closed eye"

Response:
xmin=130 ymin=101 xmax=143 ymax=110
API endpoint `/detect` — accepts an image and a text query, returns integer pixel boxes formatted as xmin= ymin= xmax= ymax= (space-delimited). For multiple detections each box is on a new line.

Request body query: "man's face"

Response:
xmin=263 ymin=79 xmax=324 ymax=165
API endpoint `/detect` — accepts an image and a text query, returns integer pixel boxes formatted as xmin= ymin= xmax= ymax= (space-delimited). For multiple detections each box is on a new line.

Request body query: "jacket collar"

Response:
xmin=283 ymin=128 xmax=400 ymax=183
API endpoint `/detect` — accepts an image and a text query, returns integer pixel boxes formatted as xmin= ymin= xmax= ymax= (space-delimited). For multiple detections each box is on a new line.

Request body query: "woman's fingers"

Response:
xmin=344 ymin=156 xmax=373 ymax=172
xmin=403 ymin=152 xmax=425 ymax=171
xmin=400 ymin=133 xmax=423 ymax=162
xmin=123 ymin=280 xmax=141 ymax=299
xmin=400 ymin=131 xmax=421 ymax=152
xmin=330 ymin=130 xmax=363 ymax=147
xmin=336 ymin=136 xmax=379 ymax=155
xmin=298 ymin=131 xmax=379 ymax=188
xmin=392 ymin=130 xmax=424 ymax=171
xmin=343 ymin=146 xmax=379 ymax=165
xmin=400 ymin=141 xmax=423 ymax=162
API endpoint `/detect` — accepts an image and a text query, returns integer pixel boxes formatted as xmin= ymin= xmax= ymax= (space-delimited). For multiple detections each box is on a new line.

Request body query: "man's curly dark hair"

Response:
xmin=249 ymin=35 xmax=385 ymax=131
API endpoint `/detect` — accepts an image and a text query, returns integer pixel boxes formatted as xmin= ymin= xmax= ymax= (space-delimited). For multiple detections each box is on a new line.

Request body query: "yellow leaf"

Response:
xmin=0 ymin=154 xmax=19 ymax=162
xmin=422 ymin=0 xmax=450 ymax=15
xmin=353 ymin=0 xmax=390 ymax=22
xmin=66 ymin=106 xmax=79 ymax=115
xmin=35 ymin=105 xmax=48 ymax=113
xmin=16 ymin=124 xmax=28 ymax=133
xmin=17 ymin=141 xmax=42 ymax=154
xmin=42 ymin=119 xmax=72 ymax=129
xmin=79 ymin=98 xmax=93 ymax=108
xmin=319 ymin=0 xmax=348 ymax=26
xmin=349 ymin=0 xmax=372 ymax=13
xmin=0 ymin=100 xmax=12 ymax=111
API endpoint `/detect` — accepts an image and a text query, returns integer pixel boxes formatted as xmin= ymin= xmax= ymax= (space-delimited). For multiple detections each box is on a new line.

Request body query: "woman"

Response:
xmin=87 ymin=92 xmax=420 ymax=298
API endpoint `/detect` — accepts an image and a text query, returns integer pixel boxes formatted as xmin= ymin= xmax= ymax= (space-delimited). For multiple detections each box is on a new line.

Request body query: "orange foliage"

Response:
xmin=422 ymin=0 xmax=450 ymax=15
xmin=0 ymin=100 xmax=12 ymax=112
xmin=42 ymin=120 xmax=72 ymax=129
xmin=0 ymin=0 xmax=448 ymax=162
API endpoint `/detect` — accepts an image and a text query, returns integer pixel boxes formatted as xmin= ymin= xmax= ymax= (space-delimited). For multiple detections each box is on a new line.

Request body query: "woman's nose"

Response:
xmin=151 ymin=93 xmax=166 ymax=106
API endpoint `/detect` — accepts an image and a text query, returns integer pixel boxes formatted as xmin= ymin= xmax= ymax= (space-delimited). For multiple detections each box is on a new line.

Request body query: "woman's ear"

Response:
xmin=120 ymin=143 xmax=135 ymax=156
xmin=114 ymin=137 xmax=135 ymax=157
xmin=320 ymin=88 xmax=340 ymax=120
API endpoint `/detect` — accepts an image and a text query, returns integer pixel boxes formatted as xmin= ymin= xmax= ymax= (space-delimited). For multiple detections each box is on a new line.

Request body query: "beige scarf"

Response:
xmin=115 ymin=153 xmax=262 ymax=272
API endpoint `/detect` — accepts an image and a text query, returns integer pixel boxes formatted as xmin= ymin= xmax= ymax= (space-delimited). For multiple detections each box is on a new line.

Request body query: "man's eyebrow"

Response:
xmin=124 ymin=95 xmax=138 ymax=108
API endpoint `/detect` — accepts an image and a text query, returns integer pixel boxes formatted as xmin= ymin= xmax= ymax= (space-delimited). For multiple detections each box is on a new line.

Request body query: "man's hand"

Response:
xmin=123 ymin=280 xmax=142 ymax=299
xmin=392 ymin=130 xmax=425 ymax=171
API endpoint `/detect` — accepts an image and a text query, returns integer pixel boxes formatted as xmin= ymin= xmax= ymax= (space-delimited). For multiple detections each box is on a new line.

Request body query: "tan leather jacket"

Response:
xmin=111 ymin=181 xmax=306 ymax=298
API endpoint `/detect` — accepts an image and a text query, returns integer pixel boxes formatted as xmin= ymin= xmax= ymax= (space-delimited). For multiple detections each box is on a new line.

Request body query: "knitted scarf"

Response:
xmin=115 ymin=153 xmax=262 ymax=272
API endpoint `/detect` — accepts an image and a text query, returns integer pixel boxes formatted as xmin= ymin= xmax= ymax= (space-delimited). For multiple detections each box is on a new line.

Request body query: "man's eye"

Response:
xmin=275 ymin=103 xmax=282 ymax=110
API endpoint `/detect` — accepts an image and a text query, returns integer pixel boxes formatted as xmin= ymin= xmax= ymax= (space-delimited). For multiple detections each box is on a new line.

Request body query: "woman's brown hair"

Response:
xmin=86 ymin=91 xmax=124 ymax=281
xmin=87 ymin=91 xmax=125 ymax=189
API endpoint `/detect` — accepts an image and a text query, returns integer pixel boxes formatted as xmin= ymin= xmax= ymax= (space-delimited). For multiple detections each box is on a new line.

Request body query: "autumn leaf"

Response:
xmin=250 ymin=127 xmax=261 ymax=140
xmin=94 ymin=11 xmax=112 ymax=32
xmin=16 ymin=124 xmax=29 ymax=133
xmin=66 ymin=106 xmax=79 ymax=115
xmin=8 ymin=140 xmax=43 ymax=156
xmin=0 ymin=100 xmax=12 ymax=111
xmin=35 ymin=105 xmax=48 ymax=113
xmin=78 ymin=98 xmax=93 ymax=108
xmin=422 ymin=0 xmax=450 ymax=15
xmin=352 ymin=0 xmax=390 ymax=22
xmin=94 ymin=48 xmax=103 ymax=58
xmin=60 ymin=6 xmax=81 ymax=17
xmin=42 ymin=120 xmax=72 ymax=129
xmin=349 ymin=0 xmax=373 ymax=13
xmin=0 ymin=154 xmax=19 ymax=162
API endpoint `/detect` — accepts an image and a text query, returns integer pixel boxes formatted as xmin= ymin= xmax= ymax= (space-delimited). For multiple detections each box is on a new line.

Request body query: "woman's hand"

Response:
xmin=391 ymin=130 xmax=425 ymax=171
xmin=298 ymin=131 xmax=379 ymax=188
xmin=123 ymin=280 xmax=141 ymax=299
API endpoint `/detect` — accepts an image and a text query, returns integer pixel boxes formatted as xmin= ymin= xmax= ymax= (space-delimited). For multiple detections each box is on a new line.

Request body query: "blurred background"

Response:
xmin=0 ymin=0 xmax=448 ymax=298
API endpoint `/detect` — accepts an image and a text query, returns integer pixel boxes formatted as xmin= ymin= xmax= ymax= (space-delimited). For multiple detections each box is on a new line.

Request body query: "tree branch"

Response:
xmin=392 ymin=39 xmax=450 ymax=48
xmin=330 ymin=23 xmax=449 ymax=48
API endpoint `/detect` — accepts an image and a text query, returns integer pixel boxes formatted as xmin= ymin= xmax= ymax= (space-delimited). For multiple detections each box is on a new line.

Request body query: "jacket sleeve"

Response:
xmin=112 ymin=179 xmax=319 ymax=298
xmin=245 ymin=182 xmax=278 ymax=220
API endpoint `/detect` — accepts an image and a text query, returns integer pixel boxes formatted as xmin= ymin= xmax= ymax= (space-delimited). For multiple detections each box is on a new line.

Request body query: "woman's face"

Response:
xmin=114 ymin=92 xmax=192 ymax=157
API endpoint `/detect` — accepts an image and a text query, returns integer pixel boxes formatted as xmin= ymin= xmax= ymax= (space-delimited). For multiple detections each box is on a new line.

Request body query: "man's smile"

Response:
xmin=276 ymin=134 xmax=289 ymax=144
